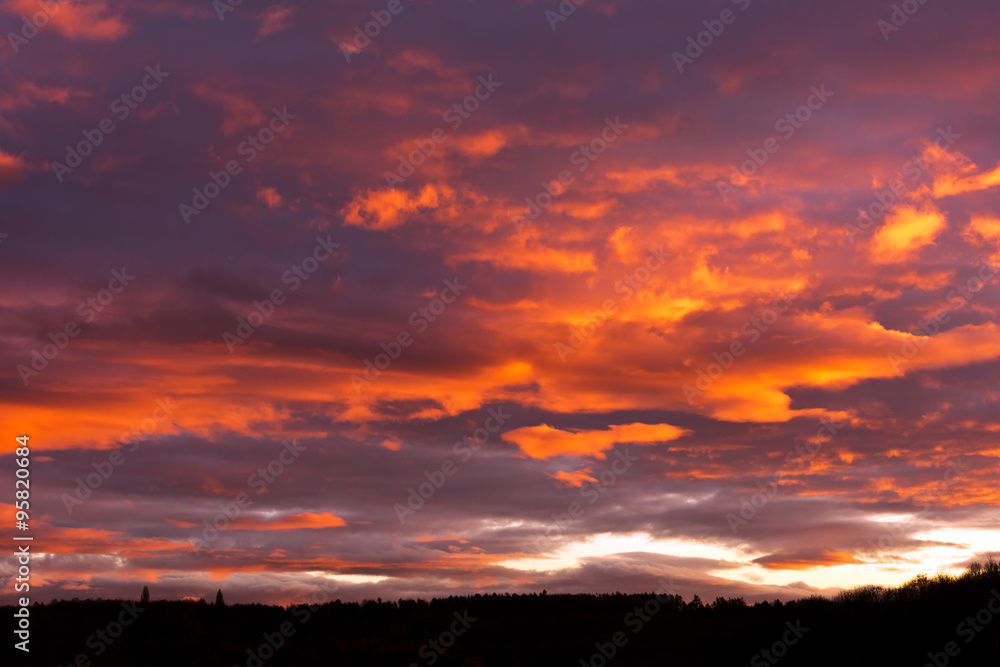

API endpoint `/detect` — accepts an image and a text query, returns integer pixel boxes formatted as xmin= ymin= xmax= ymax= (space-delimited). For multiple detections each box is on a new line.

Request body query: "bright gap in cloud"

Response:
xmin=719 ymin=526 xmax=997 ymax=594
xmin=499 ymin=532 xmax=750 ymax=573
xmin=496 ymin=525 xmax=997 ymax=597
xmin=306 ymin=571 xmax=388 ymax=585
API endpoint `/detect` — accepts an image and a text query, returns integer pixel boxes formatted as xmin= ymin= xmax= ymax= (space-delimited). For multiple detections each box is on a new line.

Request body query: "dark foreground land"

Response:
xmin=7 ymin=562 xmax=1000 ymax=666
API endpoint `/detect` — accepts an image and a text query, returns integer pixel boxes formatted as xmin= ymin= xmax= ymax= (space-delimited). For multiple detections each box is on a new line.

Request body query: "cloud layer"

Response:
xmin=1 ymin=0 xmax=999 ymax=605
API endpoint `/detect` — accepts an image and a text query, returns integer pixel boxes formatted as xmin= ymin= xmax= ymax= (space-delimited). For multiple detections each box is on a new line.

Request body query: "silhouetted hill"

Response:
xmin=6 ymin=560 xmax=999 ymax=666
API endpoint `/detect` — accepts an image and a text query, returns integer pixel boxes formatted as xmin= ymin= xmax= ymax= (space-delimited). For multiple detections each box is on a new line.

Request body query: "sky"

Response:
xmin=1 ymin=0 xmax=999 ymax=607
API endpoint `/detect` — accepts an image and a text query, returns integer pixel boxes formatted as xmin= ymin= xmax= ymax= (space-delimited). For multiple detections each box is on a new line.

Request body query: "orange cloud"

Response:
xmin=231 ymin=512 xmax=348 ymax=531
xmin=3 ymin=0 xmax=129 ymax=41
xmin=871 ymin=205 xmax=947 ymax=262
xmin=932 ymin=154 xmax=1000 ymax=197
xmin=415 ymin=536 xmax=470 ymax=543
xmin=964 ymin=216 xmax=1000 ymax=243
xmin=257 ymin=4 xmax=296 ymax=39
xmin=42 ymin=526 xmax=190 ymax=555
xmin=451 ymin=130 xmax=508 ymax=158
xmin=549 ymin=197 xmax=618 ymax=221
xmin=0 ymin=81 xmax=79 ymax=116
xmin=0 ymin=148 xmax=29 ymax=186
xmin=257 ymin=186 xmax=283 ymax=208
xmin=603 ymin=165 xmax=711 ymax=192
xmin=547 ymin=469 xmax=598 ymax=487
xmin=342 ymin=184 xmax=455 ymax=230
xmin=684 ymin=311 xmax=1000 ymax=423
xmin=753 ymin=549 xmax=863 ymax=571
xmin=481 ymin=238 xmax=597 ymax=274
xmin=503 ymin=422 xmax=689 ymax=460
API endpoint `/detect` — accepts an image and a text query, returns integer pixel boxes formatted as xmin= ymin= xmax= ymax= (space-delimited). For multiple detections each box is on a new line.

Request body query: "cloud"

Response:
xmin=190 ymin=83 xmax=267 ymax=135
xmin=231 ymin=511 xmax=348 ymax=531
xmin=871 ymin=204 xmax=947 ymax=262
xmin=2 ymin=0 xmax=129 ymax=41
xmin=2 ymin=0 xmax=1000 ymax=608
xmin=0 ymin=148 xmax=30 ymax=186
xmin=547 ymin=468 xmax=598 ymax=488
xmin=257 ymin=4 xmax=297 ymax=39
xmin=932 ymin=156 xmax=1000 ymax=197
xmin=503 ymin=422 xmax=689 ymax=459
xmin=256 ymin=186 xmax=283 ymax=208
xmin=342 ymin=184 xmax=456 ymax=230
xmin=752 ymin=549 xmax=864 ymax=571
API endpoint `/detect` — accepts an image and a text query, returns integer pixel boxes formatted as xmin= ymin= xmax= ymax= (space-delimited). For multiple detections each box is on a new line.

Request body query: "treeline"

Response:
xmin=5 ymin=560 xmax=999 ymax=666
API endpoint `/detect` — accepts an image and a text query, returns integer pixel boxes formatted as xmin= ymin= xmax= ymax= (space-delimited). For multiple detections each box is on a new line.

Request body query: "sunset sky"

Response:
xmin=2 ymin=0 xmax=999 ymax=606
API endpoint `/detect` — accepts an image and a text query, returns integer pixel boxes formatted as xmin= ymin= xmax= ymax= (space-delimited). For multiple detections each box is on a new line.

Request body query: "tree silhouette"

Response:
xmin=15 ymin=562 xmax=1000 ymax=666
xmin=141 ymin=586 xmax=150 ymax=604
